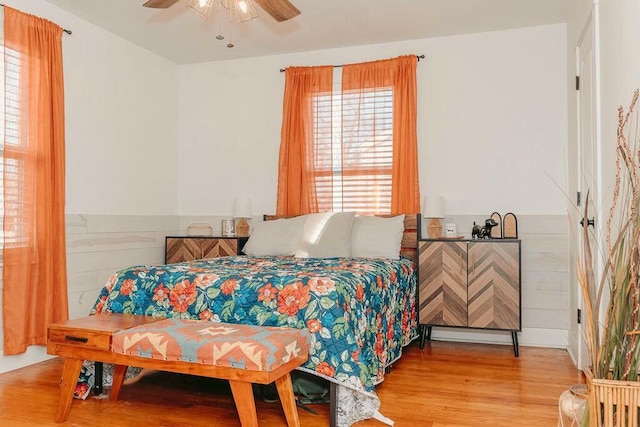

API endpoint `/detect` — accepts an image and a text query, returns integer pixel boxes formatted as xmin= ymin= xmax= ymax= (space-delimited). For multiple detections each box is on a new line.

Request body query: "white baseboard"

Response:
xmin=427 ymin=326 xmax=568 ymax=349
xmin=0 ymin=346 xmax=53 ymax=374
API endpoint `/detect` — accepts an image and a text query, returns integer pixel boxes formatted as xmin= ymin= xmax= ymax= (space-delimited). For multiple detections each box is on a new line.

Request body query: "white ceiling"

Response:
xmin=43 ymin=0 xmax=569 ymax=65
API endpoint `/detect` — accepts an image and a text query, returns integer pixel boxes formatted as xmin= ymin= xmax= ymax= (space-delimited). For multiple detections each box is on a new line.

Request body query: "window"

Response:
xmin=277 ymin=56 xmax=418 ymax=217
xmin=0 ymin=42 xmax=26 ymax=248
xmin=313 ymin=74 xmax=394 ymax=215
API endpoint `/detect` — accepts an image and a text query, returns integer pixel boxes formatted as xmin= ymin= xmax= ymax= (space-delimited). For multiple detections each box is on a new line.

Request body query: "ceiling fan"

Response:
xmin=143 ymin=0 xmax=300 ymax=23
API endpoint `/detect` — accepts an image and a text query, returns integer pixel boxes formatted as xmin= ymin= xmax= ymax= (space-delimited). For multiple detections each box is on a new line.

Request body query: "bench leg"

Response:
xmin=110 ymin=364 xmax=128 ymax=401
xmin=275 ymin=373 xmax=300 ymax=427
xmin=229 ymin=380 xmax=258 ymax=427
xmin=56 ymin=358 xmax=84 ymax=423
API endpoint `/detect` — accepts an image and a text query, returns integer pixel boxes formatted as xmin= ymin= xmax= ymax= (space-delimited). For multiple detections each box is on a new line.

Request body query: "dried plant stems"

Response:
xmin=581 ymin=89 xmax=640 ymax=382
xmin=579 ymin=191 xmax=599 ymax=376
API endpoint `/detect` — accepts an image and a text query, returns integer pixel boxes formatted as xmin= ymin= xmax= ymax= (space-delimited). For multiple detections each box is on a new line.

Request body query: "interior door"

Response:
xmin=572 ymin=10 xmax=599 ymax=370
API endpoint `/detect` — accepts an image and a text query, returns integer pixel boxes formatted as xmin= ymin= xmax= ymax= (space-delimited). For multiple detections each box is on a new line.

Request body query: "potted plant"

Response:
xmin=579 ymin=89 xmax=640 ymax=426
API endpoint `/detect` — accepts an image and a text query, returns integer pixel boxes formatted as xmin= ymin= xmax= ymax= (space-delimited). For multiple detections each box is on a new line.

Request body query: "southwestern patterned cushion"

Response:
xmin=111 ymin=318 xmax=310 ymax=372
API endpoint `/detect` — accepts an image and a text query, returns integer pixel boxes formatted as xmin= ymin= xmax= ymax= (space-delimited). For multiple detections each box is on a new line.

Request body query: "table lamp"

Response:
xmin=423 ymin=196 xmax=445 ymax=239
xmin=233 ymin=198 xmax=252 ymax=237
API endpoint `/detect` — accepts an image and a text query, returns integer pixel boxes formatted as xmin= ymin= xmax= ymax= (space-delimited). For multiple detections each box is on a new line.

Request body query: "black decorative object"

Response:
xmin=472 ymin=218 xmax=499 ymax=239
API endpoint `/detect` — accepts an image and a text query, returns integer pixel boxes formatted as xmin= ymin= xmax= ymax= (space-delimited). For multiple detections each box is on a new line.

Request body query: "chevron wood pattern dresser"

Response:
xmin=165 ymin=236 xmax=249 ymax=264
xmin=418 ymin=239 xmax=521 ymax=356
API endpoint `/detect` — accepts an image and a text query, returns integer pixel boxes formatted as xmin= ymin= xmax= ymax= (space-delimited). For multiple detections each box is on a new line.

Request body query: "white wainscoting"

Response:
xmin=65 ymin=214 xmax=180 ymax=319
xmin=0 ymin=213 xmax=569 ymax=372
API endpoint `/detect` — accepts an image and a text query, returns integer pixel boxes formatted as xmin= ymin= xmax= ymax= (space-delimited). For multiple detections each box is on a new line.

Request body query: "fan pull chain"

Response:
xmin=227 ymin=9 xmax=235 ymax=48
xmin=216 ymin=0 xmax=225 ymax=40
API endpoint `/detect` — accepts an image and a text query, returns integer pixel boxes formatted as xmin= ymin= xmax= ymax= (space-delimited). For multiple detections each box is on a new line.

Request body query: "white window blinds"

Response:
xmin=313 ymin=83 xmax=394 ymax=215
xmin=0 ymin=43 xmax=26 ymax=248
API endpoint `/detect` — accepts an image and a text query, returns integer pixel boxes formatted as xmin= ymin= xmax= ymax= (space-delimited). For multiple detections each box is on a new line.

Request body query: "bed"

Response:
xmin=77 ymin=213 xmax=419 ymax=427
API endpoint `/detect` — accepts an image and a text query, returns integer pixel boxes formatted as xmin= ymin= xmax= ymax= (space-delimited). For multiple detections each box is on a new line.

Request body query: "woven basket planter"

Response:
xmin=585 ymin=367 xmax=640 ymax=427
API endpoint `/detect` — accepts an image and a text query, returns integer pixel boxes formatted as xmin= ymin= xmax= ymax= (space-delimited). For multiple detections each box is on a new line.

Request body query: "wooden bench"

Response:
xmin=46 ymin=314 xmax=310 ymax=426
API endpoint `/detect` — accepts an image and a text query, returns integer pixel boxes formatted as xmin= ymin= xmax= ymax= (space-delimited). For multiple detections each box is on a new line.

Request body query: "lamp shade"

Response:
xmin=423 ymin=196 xmax=445 ymax=218
xmin=187 ymin=0 xmax=214 ymax=19
xmin=233 ymin=198 xmax=252 ymax=219
xmin=223 ymin=0 xmax=259 ymax=22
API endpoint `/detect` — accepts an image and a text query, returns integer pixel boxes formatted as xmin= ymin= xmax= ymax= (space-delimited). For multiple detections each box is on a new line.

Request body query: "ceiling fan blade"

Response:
xmin=253 ymin=0 xmax=300 ymax=22
xmin=143 ymin=0 xmax=181 ymax=8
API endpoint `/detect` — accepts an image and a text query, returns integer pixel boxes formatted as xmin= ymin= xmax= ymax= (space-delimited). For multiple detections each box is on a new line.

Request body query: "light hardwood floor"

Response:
xmin=0 ymin=340 xmax=583 ymax=426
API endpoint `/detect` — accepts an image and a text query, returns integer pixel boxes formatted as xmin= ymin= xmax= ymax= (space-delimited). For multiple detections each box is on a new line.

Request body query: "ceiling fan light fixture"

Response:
xmin=222 ymin=0 xmax=259 ymax=22
xmin=232 ymin=5 xmax=259 ymax=22
xmin=220 ymin=0 xmax=237 ymax=9
xmin=187 ymin=0 xmax=214 ymax=19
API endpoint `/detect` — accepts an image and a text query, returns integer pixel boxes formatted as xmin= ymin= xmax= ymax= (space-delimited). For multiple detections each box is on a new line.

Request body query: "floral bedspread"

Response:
xmin=79 ymin=256 xmax=417 ymax=425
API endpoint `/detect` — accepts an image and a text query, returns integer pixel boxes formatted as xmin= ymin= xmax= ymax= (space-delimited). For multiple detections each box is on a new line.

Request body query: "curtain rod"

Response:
xmin=0 ymin=4 xmax=72 ymax=34
xmin=279 ymin=54 xmax=425 ymax=73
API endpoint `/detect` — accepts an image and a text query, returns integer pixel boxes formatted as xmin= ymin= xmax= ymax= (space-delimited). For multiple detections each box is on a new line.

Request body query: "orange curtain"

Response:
xmin=276 ymin=66 xmax=333 ymax=216
xmin=2 ymin=7 xmax=68 ymax=355
xmin=342 ymin=55 xmax=420 ymax=214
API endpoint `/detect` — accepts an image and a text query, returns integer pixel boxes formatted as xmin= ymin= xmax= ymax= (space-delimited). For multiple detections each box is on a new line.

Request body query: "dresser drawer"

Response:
xmin=48 ymin=327 xmax=112 ymax=350
xmin=48 ymin=314 xmax=164 ymax=351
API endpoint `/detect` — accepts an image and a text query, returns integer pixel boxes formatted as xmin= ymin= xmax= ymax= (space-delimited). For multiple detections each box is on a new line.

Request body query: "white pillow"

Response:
xmin=351 ymin=215 xmax=406 ymax=259
xmin=242 ymin=217 xmax=305 ymax=256
xmin=295 ymin=212 xmax=356 ymax=258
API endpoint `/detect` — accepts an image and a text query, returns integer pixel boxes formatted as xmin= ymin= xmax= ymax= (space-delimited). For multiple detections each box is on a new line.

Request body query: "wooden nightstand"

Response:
xmin=165 ymin=236 xmax=249 ymax=264
xmin=418 ymin=238 xmax=522 ymax=356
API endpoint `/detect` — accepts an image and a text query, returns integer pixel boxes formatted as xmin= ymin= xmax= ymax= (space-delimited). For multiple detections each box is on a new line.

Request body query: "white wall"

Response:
xmin=422 ymin=25 xmax=567 ymax=215
xmin=1 ymin=0 xmax=180 ymax=215
xmin=178 ymin=24 xmax=568 ymax=217
xmin=0 ymin=0 xmax=179 ymax=371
